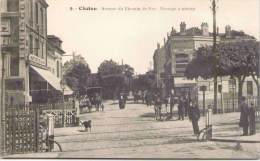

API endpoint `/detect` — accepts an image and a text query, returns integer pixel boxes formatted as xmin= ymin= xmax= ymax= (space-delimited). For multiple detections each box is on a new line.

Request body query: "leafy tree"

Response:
xmin=97 ymin=59 xmax=135 ymax=99
xmin=98 ymin=59 xmax=122 ymax=75
xmin=133 ymin=70 xmax=156 ymax=91
xmin=63 ymin=55 xmax=91 ymax=95
xmin=185 ymin=40 xmax=260 ymax=104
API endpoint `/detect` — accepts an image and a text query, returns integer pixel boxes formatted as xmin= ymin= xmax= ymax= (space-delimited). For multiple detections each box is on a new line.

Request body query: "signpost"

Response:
xmin=206 ymin=105 xmax=213 ymax=140
xmin=200 ymin=85 xmax=207 ymax=116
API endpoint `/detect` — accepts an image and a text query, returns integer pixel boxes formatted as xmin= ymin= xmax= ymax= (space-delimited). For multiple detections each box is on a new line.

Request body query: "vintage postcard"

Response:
xmin=0 ymin=0 xmax=260 ymax=159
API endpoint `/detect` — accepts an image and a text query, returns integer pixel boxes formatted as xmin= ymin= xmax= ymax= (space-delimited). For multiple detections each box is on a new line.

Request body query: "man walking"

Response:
xmin=239 ymin=97 xmax=249 ymax=136
xmin=189 ymin=101 xmax=200 ymax=135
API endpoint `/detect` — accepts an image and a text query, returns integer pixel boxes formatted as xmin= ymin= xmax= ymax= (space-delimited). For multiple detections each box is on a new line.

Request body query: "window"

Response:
xmin=30 ymin=0 xmax=33 ymax=19
xmin=40 ymin=8 xmax=44 ymax=33
xmin=35 ymin=3 xmax=38 ymax=24
xmin=247 ymin=81 xmax=253 ymax=95
xmin=7 ymin=0 xmax=19 ymax=12
xmin=57 ymin=61 xmax=60 ymax=78
xmin=10 ymin=55 xmax=19 ymax=76
xmin=60 ymin=63 xmax=63 ymax=78
xmin=175 ymin=53 xmax=189 ymax=75
xmin=29 ymin=35 xmax=33 ymax=53
xmin=35 ymin=38 xmax=39 ymax=56
xmin=41 ymin=42 xmax=44 ymax=58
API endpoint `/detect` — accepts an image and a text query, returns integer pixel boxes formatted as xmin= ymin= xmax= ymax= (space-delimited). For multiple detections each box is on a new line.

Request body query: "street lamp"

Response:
xmin=211 ymin=0 xmax=218 ymax=114
xmin=60 ymin=79 xmax=66 ymax=127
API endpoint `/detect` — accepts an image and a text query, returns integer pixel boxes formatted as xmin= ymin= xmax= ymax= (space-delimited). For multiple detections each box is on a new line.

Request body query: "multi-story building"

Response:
xmin=153 ymin=42 xmax=166 ymax=88
xmin=153 ymin=22 xmax=257 ymax=102
xmin=1 ymin=0 xmax=72 ymax=105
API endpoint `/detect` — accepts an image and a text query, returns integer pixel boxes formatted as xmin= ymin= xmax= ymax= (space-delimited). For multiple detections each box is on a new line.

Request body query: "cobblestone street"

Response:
xmin=6 ymin=100 xmax=260 ymax=159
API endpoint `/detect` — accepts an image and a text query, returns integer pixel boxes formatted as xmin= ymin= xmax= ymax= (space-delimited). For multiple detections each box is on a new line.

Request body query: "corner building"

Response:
xmin=1 ymin=0 xmax=72 ymax=105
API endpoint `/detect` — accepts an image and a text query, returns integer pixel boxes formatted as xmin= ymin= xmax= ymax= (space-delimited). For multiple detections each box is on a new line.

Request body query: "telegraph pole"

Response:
xmin=212 ymin=0 xmax=218 ymax=114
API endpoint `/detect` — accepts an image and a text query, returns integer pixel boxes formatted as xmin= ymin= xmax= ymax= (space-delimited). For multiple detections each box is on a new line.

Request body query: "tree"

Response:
xmin=98 ymin=59 xmax=122 ymax=75
xmin=97 ymin=59 xmax=135 ymax=99
xmin=185 ymin=40 xmax=260 ymax=105
xmin=133 ymin=70 xmax=156 ymax=91
xmin=63 ymin=55 xmax=91 ymax=95
xmin=219 ymin=41 xmax=260 ymax=104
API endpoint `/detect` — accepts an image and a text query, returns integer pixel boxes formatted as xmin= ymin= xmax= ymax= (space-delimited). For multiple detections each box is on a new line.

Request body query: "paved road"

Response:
xmin=6 ymin=101 xmax=260 ymax=159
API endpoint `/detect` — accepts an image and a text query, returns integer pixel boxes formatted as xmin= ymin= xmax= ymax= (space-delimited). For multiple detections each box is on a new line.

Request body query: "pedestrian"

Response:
xmin=249 ymin=102 xmax=256 ymax=135
xmin=169 ymin=94 xmax=175 ymax=118
xmin=145 ymin=92 xmax=149 ymax=106
xmin=178 ymin=97 xmax=184 ymax=120
xmin=119 ymin=93 xmax=126 ymax=109
xmin=183 ymin=94 xmax=190 ymax=117
xmin=165 ymin=96 xmax=169 ymax=108
xmin=154 ymin=94 xmax=162 ymax=120
xmin=147 ymin=92 xmax=152 ymax=106
xmin=239 ymin=96 xmax=249 ymax=136
xmin=189 ymin=101 xmax=200 ymax=135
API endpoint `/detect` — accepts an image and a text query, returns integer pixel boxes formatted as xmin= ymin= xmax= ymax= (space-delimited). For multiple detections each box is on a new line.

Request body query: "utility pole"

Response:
xmin=212 ymin=0 xmax=218 ymax=114
xmin=1 ymin=53 xmax=6 ymax=155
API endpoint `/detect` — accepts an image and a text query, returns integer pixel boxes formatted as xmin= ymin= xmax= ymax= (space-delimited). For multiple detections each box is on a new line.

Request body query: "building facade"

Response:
xmin=1 ymin=0 xmax=72 ymax=105
xmin=153 ymin=22 xmax=257 ymax=102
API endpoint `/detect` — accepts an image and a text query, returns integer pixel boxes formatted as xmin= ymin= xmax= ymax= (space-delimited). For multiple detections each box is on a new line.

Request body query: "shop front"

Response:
xmin=29 ymin=65 xmax=73 ymax=104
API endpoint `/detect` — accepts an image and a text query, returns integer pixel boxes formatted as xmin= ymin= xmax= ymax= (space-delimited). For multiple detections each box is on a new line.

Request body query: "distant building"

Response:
xmin=1 ymin=0 xmax=72 ymax=105
xmin=153 ymin=42 xmax=166 ymax=88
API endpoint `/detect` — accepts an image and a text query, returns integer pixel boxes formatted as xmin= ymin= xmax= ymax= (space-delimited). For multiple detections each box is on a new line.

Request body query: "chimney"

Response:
xmin=180 ymin=22 xmax=186 ymax=33
xmin=157 ymin=43 xmax=160 ymax=49
xmin=201 ymin=22 xmax=209 ymax=36
xmin=164 ymin=38 xmax=166 ymax=45
xmin=225 ymin=25 xmax=231 ymax=38
xmin=171 ymin=27 xmax=176 ymax=36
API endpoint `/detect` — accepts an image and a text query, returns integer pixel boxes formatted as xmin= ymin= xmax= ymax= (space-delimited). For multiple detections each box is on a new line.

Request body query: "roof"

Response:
xmin=219 ymin=30 xmax=256 ymax=40
xmin=173 ymin=27 xmax=213 ymax=36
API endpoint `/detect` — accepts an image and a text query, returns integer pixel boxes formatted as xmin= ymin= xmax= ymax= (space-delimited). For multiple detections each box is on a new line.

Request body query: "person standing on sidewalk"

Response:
xmin=154 ymin=94 xmax=162 ymax=120
xmin=183 ymin=94 xmax=190 ymax=117
xmin=249 ymin=102 xmax=256 ymax=135
xmin=169 ymin=93 xmax=175 ymax=118
xmin=239 ymin=97 xmax=249 ymax=136
xmin=189 ymin=101 xmax=200 ymax=135
xmin=178 ymin=97 xmax=185 ymax=120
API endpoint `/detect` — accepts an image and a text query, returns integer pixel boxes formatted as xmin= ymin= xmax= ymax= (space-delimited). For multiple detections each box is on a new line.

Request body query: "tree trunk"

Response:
xmin=237 ymin=75 xmax=246 ymax=106
xmin=251 ymin=74 xmax=260 ymax=108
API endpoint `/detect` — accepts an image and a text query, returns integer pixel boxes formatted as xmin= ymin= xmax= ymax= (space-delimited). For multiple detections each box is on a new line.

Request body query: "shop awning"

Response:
xmin=30 ymin=65 xmax=73 ymax=95
xmin=174 ymin=77 xmax=197 ymax=87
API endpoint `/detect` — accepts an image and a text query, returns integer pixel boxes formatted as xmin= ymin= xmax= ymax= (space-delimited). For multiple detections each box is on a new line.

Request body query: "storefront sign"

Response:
xmin=29 ymin=54 xmax=46 ymax=66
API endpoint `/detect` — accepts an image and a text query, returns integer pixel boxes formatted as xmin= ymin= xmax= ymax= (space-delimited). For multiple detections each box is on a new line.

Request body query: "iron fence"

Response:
xmin=198 ymin=96 xmax=260 ymax=114
xmin=4 ymin=102 xmax=78 ymax=154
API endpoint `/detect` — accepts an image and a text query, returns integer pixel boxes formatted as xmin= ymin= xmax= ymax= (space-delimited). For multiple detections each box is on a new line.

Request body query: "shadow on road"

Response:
xmin=210 ymin=138 xmax=260 ymax=143
xmin=166 ymin=137 xmax=198 ymax=145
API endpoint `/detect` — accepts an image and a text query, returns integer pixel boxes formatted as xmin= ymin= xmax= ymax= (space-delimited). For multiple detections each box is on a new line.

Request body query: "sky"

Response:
xmin=46 ymin=0 xmax=260 ymax=74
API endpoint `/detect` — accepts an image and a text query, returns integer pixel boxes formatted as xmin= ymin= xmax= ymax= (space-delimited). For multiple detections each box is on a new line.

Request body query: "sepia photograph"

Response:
xmin=0 ymin=0 xmax=260 ymax=159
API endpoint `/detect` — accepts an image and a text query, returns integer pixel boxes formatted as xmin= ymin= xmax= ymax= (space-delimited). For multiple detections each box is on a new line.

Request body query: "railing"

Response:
xmin=5 ymin=108 xmax=46 ymax=154
xmin=198 ymin=96 xmax=260 ymax=114
xmin=4 ymin=102 xmax=78 ymax=154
